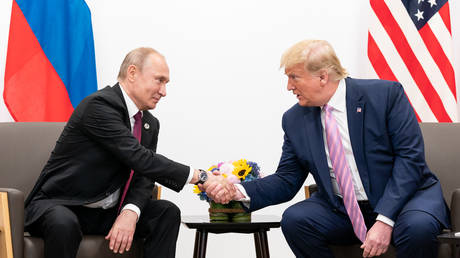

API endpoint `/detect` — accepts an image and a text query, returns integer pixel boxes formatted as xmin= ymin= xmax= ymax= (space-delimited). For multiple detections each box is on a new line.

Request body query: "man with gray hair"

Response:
xmin=207 ymin=40 xmax=449 ymax=258
xmin=25 ymin=47 xmax=232 ymax=258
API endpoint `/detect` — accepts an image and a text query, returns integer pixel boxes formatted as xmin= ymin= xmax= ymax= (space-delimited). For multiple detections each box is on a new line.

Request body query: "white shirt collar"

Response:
xmin=118 ymin=83 xmax=142 ymax=120
xmin=325 ymin=79 xmax=346 ymax=112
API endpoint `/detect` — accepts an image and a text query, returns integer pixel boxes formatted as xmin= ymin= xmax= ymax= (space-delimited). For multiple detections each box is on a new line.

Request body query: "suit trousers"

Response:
xmin=280 ymin=195 xmax=442 ymax=258
xmin=28 ymin=199 xmax=181 ymax=258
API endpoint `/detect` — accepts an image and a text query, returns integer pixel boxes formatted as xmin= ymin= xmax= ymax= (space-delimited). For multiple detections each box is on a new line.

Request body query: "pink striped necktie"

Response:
xmin=323 ymin=104 xmax=367 ymax=243
xmin=118 ymin=111 xmax=142 ymax=213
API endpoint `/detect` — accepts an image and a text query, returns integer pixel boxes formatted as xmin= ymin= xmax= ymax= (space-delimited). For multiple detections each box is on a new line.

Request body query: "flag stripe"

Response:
xmin=438 ymin=1 xmax=451 ymax=34
xmin=4 ymin=0 xmax=97 ymax=121
xmin=370 ymin=0 xmax=452 ymax=122
xmin=428 ymin=12 xmax=453 ymax=66
xmin=367 ymin=33 xmax=422 ymax=121
xmin=4 ymin=0 xmax=73 ymax=121
xmin=15 ymin=0 xmax=97 ymax=108
xmin=419 ymin=23 xmax=456 ymax=98
xmin=369 ymin=12 xmax=437 ymax=122
xmin=383 ymin=0 xmax=456 ymax=121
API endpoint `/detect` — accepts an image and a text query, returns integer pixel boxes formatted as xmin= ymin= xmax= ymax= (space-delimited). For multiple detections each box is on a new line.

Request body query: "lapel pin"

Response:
xmin=356 ymin=107 xmax=362 ymax=113
xmin=144 ymin=123 xmax=150 ymax=130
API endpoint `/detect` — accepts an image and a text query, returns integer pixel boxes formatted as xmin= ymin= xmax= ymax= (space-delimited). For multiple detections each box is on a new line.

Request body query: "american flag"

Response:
xmin=368 ymin=0 xmax=457 ymax=122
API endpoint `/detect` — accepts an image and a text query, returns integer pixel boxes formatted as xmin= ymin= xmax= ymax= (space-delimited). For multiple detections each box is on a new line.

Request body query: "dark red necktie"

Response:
xmin=118 ymin=111 xmax=142 ymax=213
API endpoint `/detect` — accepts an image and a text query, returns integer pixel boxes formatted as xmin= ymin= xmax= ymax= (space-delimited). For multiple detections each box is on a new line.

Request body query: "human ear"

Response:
xmin=127 ymin=65 xmax=137 ymax=82
xmin=319 ymin=69 xmax=329 ymax=85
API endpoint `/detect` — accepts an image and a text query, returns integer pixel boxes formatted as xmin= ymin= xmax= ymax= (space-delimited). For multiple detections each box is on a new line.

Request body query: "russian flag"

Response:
xmin=3 ymin=0 xmax=97 ymax=121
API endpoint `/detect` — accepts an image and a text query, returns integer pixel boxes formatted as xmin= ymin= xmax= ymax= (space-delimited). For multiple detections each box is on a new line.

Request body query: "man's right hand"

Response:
xmin=199 ymin=173 xmax=236 ymax=204
xmin=105 ymin=209 xmax=138 ymax=254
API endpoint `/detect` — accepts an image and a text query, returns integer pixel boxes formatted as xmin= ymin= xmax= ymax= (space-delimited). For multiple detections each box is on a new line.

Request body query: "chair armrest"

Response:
xmin=0 ymin=188 xmax=24 ymax=258
xmin=152 ymin=185 xmax=161 ymax=200
xmin=450 ymin=188 xmax=460 ymax=232
xmin=304 ymin=184 xmax=318 ymax=199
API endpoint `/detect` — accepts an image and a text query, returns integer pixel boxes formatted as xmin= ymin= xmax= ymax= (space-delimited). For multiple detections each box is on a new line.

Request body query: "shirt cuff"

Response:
xmin=122 ymin=204 xmax=141 ymax=222
xmin=234 ymin=184 xmax=250 ymax=201
xmin=185 ymin=166 xmax=194 ymax=184
xmin=234 ymin=184 xmax=251 ymax=208
xmin=376 ymin=214 xmax=394 ymax=227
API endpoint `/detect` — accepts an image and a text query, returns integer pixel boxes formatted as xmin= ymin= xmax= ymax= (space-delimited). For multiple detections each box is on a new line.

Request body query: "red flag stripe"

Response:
xmin=367 ymin=33 xmax=422 ymax=122
xmin=370 ymin=0 xmax=451 ymax=122
xmin=438 ymin=2 xmax=452 ymax=34
xmin=4 ymin=0 xmax=73 ymax=121
xmin=419 ymin=23 xmax=456 ymax=98
xmin=369 ymin=11 xmax=437 ymax=121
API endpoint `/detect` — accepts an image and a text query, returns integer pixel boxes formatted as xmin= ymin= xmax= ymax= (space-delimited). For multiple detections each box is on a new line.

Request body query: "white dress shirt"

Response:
xmin=85 ymin=84 xmax=195 ymax=220
xmin=322 ymin=79 xmax=393 ymax=227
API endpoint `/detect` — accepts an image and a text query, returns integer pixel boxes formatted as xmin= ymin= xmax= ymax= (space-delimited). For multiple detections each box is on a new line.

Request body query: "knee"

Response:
xmin=393 ymin=211 xmax=440 ymax=246
xmin=281 ymin=205 xmax=309 ymax=237
xmin=157 ymin=200 xmax=181 ymax=225
xmin=42 ymin=206 xmax=82 ymax=241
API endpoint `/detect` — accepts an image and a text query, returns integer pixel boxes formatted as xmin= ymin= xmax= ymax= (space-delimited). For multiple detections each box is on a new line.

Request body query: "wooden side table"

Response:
xmin=182 ymin=215 xmax=281 ymax=258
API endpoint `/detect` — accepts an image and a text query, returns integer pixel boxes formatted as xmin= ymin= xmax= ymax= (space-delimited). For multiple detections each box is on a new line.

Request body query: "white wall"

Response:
xmin=1 ymin=1 xmax=459 ymax=257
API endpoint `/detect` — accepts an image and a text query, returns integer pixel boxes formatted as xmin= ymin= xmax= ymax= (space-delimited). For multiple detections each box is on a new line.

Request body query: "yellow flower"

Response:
xmin=232 ymin=159 xmax=252 ymax=180
xmin=193 ymin=185 xmax=202 ymax=194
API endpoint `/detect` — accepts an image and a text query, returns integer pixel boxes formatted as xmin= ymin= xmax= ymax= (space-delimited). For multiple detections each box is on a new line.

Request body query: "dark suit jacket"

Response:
xmin=25 ymin=83 xmax=190 ymax=227
xmin=242 ymin=77 xmax=450 ymax=228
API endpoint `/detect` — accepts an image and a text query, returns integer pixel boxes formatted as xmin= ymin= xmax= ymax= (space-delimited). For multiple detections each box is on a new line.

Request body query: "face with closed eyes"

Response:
xmin=128 ymin=53 xmax=170 ymax=110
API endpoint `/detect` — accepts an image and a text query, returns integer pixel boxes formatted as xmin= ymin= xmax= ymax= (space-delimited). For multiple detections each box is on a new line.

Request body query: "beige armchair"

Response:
xmin=0 ymin=122 xmax=160 ymax=258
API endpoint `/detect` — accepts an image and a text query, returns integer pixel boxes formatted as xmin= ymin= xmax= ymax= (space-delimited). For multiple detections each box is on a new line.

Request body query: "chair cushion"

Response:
xmin=24 ymin=235 xmax=143 ymax=258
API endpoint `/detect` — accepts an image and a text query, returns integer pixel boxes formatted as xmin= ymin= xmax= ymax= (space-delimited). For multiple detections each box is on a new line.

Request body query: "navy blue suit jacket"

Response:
xmin=243 ymin=77 xmax=449 ymax=228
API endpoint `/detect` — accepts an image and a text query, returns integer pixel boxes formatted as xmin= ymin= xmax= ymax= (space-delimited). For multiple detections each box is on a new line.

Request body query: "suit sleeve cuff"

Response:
xmin=185 ymin=166 xmax=194 ymax=184
xmin=122 ymin=204 xmax=141 ymax=222
xmin=376 ymin=214 xmax=394 ymax=227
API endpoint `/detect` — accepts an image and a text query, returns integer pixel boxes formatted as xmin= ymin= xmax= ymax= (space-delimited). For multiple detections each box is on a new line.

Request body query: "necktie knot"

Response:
xmin=134 ymin=111 xmax=142 ymax=122
xmin=132 ymin=111 xmax=142 ymax=141
xmin=323 ymin=104 xmax=333 ymax=113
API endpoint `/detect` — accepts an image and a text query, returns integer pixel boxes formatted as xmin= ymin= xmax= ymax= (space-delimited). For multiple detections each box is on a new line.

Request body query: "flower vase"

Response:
xmin=208 ymin=200 xmax=251 ymax=221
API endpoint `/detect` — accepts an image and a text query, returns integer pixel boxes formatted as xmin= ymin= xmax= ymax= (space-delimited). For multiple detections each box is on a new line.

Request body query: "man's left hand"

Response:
xmin=105 ymin=209 xmax=138 ymax=254
xmin=360 ymin=220 xmax=392 ymax=257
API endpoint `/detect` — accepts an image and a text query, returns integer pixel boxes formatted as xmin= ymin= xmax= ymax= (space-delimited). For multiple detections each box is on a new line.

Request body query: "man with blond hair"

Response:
xmin=25 ymin=47 xmax=231 ymax=258
xmin=207 ymin=40 xmax=449 ymax=258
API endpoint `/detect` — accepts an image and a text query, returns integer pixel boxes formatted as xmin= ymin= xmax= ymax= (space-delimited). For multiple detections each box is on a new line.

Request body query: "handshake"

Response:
xmin=195 ymin=170 xmax=245 ymax=204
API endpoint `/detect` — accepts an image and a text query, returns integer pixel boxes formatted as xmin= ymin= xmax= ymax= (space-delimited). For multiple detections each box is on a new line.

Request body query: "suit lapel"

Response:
xmin=303 ymin=107 xmax=337 ymax=206
xmin=141 ymin=112 xmax=153 ymax=147
xmin=113 ymin=84 xmax=153 ymax=147
xmin=112 ymin=83 xmax=131 ymax=130
xmin=345 ymin=78 xmax=370 ymax=193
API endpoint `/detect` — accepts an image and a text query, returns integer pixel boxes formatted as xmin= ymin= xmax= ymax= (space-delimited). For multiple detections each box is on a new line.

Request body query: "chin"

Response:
xmin=298 ymin=101 xmax=308 ymax=107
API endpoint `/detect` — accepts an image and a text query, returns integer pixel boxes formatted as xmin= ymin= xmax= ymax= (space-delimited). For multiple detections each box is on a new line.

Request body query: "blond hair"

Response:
xmin=117 ymin=47 xmax=162 ymax=80
xmin=280 ymin=40 xmax=348 ymax=80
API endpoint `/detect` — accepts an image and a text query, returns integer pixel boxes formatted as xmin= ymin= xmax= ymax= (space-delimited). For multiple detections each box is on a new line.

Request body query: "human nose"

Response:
xmin=159 ymin=84 xmax=166 ymax=97
xmin=287 ymin=80 xmax=295 ymax=91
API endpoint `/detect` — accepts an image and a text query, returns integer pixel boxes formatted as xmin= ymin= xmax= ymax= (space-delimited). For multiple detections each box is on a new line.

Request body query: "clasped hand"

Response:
xmin=198 ymin=172 xmax=237 ymax=204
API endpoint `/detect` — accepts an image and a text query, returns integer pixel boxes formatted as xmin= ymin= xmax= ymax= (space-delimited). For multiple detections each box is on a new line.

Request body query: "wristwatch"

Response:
xmin=196 ymin=169 xmax=208 ymax=185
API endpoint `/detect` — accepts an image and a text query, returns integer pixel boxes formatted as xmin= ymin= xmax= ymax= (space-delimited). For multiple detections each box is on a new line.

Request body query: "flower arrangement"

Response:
xmin=193 ymin=159 xmax=261 ymax=202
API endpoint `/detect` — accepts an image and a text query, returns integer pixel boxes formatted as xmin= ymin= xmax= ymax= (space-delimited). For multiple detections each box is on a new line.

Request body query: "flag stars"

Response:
xmin=414 ymin=9 xmax=424 ymax=21
xmin=418 ymin=0 xmax=424 ymax=4
xmin=428 ymin=0 xmax=437 ymax=8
